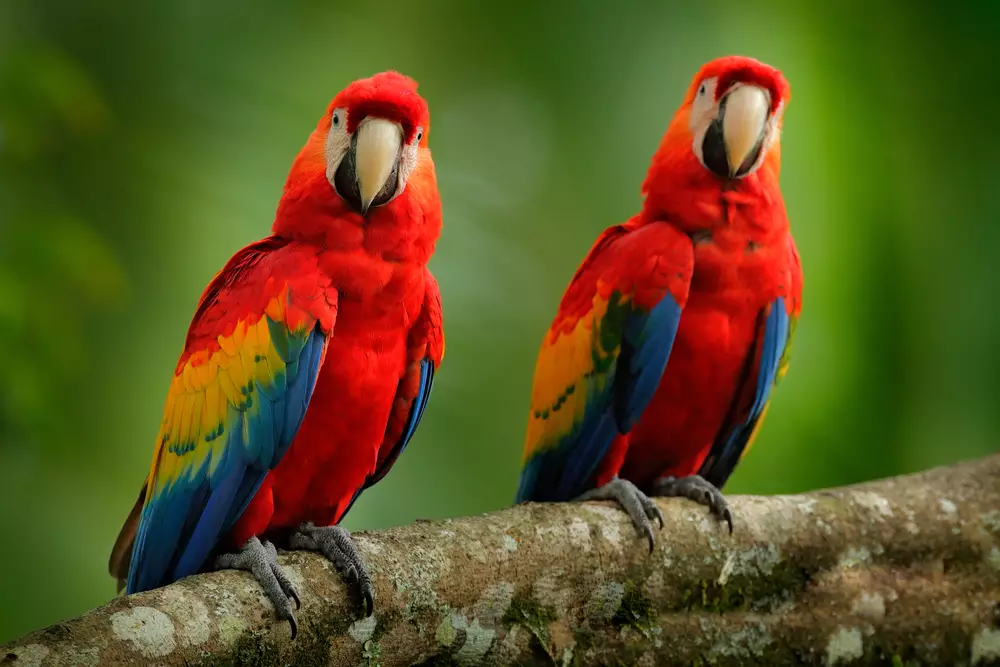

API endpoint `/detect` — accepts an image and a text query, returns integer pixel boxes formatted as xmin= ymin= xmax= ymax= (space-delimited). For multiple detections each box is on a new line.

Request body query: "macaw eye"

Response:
xmin=332 ymin=112 xmax=340 ymax=127
xmin=416 ymin=129 xmax=423 ymax=142
xmin=699 ymin=84 xmax=706 ymax=96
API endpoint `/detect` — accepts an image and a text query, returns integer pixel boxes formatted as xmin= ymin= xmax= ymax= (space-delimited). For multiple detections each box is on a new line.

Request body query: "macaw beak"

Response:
xmin=354 ymin=117 xmax=403 ymax=213
xmin=333 ymin=116 xmax=403 ymax=215
xmin=722 ymin=84 xmax=770 ymax=178
xmin=700 ymin=83 xmax=771 ymax=180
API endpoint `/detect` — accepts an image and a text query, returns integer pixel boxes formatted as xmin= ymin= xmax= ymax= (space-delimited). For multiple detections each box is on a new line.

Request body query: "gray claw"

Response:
xmin=653 ymin=474 xmax=734 ymax=533
xmin=215 ymin=536 xmax=300 ymax=637
xmin=576 ymin=478 xmax=663 ymax=552
xmin=291 ymin=522 xmax=374 ymax=616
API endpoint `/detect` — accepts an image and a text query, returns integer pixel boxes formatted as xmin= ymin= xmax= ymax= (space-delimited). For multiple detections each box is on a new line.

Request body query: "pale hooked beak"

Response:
xmin=722 ymin=85 xmax=770 ymax=177
xmin=354 ymin=117 xmax=403 ymax=213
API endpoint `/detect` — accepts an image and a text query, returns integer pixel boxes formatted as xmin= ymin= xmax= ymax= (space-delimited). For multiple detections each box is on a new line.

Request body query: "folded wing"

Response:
xmin=110 ymin=238 xmax=336 ymax=593
xmin=698 ymin=237 xmax=802 ymax=488
xmin=517 ymin=221 xmax=693 ymax=502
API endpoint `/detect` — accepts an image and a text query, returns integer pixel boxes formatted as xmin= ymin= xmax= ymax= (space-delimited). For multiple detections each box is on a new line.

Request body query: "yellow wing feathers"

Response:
xmin=147 ymin=299 xmax=307 ymax=498
xmin=523 ymin=289 xmax=618 ymax=462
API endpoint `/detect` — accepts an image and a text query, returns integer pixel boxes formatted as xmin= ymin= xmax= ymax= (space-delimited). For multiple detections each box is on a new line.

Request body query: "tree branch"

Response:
xmin=3 ymin=456 xmax=999 ymax=666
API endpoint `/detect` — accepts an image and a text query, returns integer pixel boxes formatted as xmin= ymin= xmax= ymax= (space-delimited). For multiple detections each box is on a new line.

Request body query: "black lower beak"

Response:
xmin=701 ymin=118 xmax=730 ymax=179
xmin=700 ymin=96 xmax=765 ymax=180
xmin=333 ymin=134 xmax=400 ymax=214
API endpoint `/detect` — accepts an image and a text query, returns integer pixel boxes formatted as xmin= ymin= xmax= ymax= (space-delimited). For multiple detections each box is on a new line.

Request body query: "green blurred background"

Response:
xmin=1 ymin=0 xmax=998 ymax=643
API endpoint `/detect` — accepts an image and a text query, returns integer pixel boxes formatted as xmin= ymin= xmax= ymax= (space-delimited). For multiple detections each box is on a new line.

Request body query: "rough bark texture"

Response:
xmin=3 ymin=455 xmax=1000 ymax=667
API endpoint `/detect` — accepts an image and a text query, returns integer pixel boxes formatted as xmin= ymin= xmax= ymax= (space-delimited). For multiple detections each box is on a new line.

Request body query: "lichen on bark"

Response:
xmin=1 ymin=454 xmax=998 ymax=666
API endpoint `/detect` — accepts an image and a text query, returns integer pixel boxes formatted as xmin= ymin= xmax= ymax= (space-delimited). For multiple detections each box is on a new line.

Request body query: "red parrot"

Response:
xmin=517 ymin=56 xmax=801 ymax=549
xmin=108 ymin=71 xmax=444 ymax=634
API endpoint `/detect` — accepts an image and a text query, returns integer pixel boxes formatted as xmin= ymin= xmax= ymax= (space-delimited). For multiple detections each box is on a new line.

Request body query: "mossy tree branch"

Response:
xmin=3 ymin=455 xmax=999 ymax=666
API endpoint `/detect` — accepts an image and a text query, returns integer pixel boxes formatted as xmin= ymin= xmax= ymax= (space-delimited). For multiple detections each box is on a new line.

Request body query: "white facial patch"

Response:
xmin=396 ymin=126 xmax=422 ymax=200
xmin=689 ymin=76 xmax=719 ymax=168
xmin=689 ymin=78 xmax=780 ymax=179
xmin=325 ymin=107 xmax=351 ymax=187
xmin=323 ymin=107 xmax=423 ymax=207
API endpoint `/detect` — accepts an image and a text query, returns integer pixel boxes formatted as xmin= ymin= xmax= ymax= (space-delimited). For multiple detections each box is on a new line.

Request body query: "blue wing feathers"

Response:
xmin=171 ymin=466 xmax=243 ymax=581
xmin=128 ymin=482 xmax=194 ymax=593
xmin=281 ymin=358 xmax=301 ymax=441
xmin=555 ymin=409 xmax=618 ymax=500
xmin=522 ymin=292 xmax=788 ymax=502
xmin=214 ymin=409 xmax=245 ymax=484
xmin=515 ymin=457 xmax=541 ymax=502
xmin=401 ymin=360 xmax=433 ymax=448
xmin=298 ymin=331 xmax=324 ymax=411
xmin=412 ymin=362 xmax=433 ymax=432
xmin=127 ymin=322 xmax=326 ymax=594
xmin=367 ymin=358 xmax=434 ymax=488
xmin=245 ymin=399 xmax=266 ymax=463
xmin=280 ymin=327 xmax=324 ymax=461
xmin=221 ymin=468 xmax=268 ymax=542
xmin=699 ymin=298 xmax=789 ymax=488
xmin=521 ymin=292 xmax=682 ymax=503
xmin=253 ymin=384 xmax=277 ymax=464
xmin=617 ymin=294 xmax=683 ymax=430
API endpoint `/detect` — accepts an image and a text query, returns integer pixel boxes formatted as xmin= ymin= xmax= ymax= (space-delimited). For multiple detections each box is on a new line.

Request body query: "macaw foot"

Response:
xmin=575 ymin=478 xmax=664 ymax=552
xmin=215 ymin=536 xmax=301 ymax=638
xmin=290 ymin=522 xmax=374 ymax=617
xmin=652 ymin=475 xmax=734 ymax=533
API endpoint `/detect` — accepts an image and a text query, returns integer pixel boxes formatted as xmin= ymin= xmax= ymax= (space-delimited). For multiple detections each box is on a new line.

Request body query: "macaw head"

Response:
xmin=278 ymin=71 xmax=436 ymax=225
xmin=323 ymin=71 xmax=431 ymax=214
xmin=683 ymin=56 xmax=789 ymax=180
xmin=642 ymin=56 xmax=790 ymax=218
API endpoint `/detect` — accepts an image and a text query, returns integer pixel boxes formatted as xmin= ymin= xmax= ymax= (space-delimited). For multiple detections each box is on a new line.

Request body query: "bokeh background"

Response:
xmin=1 ymin=0 xmax=998 ymax=643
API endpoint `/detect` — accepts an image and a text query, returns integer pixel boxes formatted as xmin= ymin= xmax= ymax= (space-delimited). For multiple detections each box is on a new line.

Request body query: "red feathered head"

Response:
xmin=278 ymin=71 xmax=439 ymax=236
xmin=330 ymin=71 xmax=430 ymax=146
xmin=641 ymin=56 xmax=791 ymax=223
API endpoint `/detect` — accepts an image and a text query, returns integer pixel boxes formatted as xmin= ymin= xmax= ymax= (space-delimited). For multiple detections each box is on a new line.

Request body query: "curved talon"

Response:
xmin=576 ymin=477 xmax=663 ymax=551
xmin=214 ymin=536 xmax=300 ymax=638
xmin=291 ymin=523 xmax=375 ymax=616
xmin=642 ymin=524 xmax=655 ymax=554
xmin=721 ymin=507 xmax=734 ymax=534
xmin=362 ymin=581 xmax=375 ymax=617
xmin=653 ymin=474 xmax=734 ymax=532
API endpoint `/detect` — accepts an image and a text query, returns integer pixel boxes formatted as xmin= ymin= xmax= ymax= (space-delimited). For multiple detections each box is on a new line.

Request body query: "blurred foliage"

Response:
xmin=0 ymin=35 xmax=125 ymax=443
xmin=1 ymin=0 xmax=998 ymax=645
